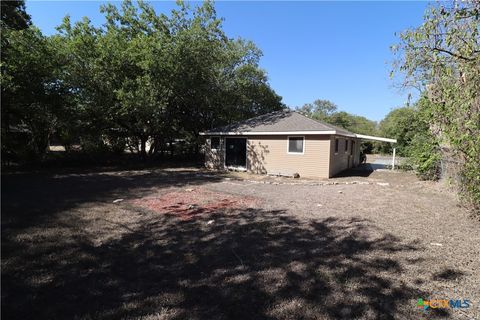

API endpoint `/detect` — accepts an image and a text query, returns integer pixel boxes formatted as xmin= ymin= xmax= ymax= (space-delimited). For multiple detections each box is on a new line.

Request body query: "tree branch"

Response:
xmin=432 ymin=47 xmax=477 ymax=61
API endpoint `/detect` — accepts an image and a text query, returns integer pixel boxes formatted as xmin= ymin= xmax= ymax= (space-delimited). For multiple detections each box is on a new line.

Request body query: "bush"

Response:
xmin=407 ymin=131 xmax=441 ymax=180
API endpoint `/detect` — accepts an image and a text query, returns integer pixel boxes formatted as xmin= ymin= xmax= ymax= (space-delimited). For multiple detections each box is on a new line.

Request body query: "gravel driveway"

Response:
xmin=2 ymin=167 xmax=479 ymax=319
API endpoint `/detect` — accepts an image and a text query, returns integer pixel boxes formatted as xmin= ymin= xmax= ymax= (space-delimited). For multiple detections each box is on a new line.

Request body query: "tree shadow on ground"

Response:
xmin=2 ymin=204 xmax=446 ymax=319
xmin=334 ymin=164 xmax=376 ymax=178
xmin=432 ymin=268 xmax=465 ymax=281
xmin=1 ymin=168 xmax=225 ymax=231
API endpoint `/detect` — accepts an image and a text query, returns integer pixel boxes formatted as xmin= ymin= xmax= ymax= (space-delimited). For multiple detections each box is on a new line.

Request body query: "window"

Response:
xmin=334 ymin=139 xmax=339 ymax=153
xmin=345 ymin=139 xmax=349 ymax=152
xmin=288 ymin=136 xmax=304 ymax=154
xmin=211 ymin=137 xmax=220 ymax=150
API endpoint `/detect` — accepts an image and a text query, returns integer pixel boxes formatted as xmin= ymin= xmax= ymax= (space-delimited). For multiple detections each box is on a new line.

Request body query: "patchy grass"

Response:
xmin=131 ymin=187 xmax=261 ymax=221
xmin=2 ymin=167 xmax=479 ymax=319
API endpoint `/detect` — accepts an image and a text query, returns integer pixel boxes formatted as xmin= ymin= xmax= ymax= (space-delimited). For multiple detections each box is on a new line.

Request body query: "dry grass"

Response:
xmin=2 ymin=166 xmax=479 ymax=319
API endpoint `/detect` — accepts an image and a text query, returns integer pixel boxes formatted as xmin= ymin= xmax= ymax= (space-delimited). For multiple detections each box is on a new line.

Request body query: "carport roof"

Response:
xmin=200 ymin=110 xmax=356 ymax=137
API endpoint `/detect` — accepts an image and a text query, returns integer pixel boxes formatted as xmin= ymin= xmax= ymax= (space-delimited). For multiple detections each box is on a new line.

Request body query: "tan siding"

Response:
xmin=205 ymin=134 xmax=360 ymax=178
xmin=247 ymin=135 xmax=331 ymax=178
xmin=352 ymin=138 xmax=361 ymax=166
xmin=329 ymin=136 xmax=361 ymax=177
xmin=205 ymin=137 xmax=225 ymax=169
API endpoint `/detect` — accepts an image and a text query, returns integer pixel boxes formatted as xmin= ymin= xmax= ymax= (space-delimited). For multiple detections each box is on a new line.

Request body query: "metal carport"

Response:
xmin=355 ymin=134 xmax=398 ymax=169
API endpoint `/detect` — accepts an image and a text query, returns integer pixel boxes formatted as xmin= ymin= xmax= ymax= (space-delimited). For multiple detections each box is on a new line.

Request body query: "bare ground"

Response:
xmin=2 ymin=166 xmax=479 ymax=320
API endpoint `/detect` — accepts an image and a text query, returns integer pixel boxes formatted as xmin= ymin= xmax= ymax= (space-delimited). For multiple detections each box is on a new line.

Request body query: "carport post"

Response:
xmin=392 ymin=147 xmax=396 ymax=170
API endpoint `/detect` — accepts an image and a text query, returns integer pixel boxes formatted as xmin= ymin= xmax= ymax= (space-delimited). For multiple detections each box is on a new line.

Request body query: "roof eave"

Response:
xmin=355 ymin=134 xmax=397 ymax=143
xmin=199 ymin=130 xmax=358 ymax=137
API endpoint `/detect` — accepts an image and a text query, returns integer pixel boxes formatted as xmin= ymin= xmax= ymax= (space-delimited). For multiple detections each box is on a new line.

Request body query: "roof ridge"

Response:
xmin=202 ymin=109 xmax=356 ymax=136
xmin=291 ymin=110 xmax=354 ymax=135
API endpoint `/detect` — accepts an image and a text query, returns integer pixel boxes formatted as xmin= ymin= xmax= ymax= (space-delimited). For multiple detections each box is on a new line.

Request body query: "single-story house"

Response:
xmin=200 ymin=110 xmax=396 ymax=178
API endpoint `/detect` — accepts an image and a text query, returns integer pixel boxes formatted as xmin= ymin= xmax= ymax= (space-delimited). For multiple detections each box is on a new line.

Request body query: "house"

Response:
xmin=200 ymin=110 xmax=396 ymax=178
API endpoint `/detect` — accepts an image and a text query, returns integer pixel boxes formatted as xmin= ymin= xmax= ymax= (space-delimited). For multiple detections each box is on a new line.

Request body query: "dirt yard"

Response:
xmin=2 ymin=166 xmax=479 ymax=319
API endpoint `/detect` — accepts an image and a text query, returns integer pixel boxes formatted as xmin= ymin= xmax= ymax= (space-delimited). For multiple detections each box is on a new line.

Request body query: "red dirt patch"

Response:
xmin=131 ymin=188 xmax=260 ymax=220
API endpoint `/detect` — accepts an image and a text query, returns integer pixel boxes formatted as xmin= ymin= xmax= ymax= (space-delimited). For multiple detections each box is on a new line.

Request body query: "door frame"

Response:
xmin=224 ymin=137 xmax=248 ymax=170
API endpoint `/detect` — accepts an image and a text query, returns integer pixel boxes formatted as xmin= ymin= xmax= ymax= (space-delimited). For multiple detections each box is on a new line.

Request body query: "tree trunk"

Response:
xmin=140 ymin=137 xmax=147 ymax=160
xmin=31 ymin=127 xmax=50 ymax=161
xmin=169 ymin=139 xmax=174 ymax=159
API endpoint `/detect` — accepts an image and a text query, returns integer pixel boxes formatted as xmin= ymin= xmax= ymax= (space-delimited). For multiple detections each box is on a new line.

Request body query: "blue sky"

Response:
xmin=26 ymin=1 xmax=429 ymax=121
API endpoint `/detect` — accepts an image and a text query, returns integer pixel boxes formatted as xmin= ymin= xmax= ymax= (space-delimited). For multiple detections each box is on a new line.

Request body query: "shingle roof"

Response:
xmin=202 ymin=110 xmax=355 ymax=136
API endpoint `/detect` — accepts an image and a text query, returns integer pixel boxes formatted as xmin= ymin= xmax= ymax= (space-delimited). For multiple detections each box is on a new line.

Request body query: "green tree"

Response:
xmin=393 ymin=1 xmax=480 ymax=209
xmin=378 ymin=107 xmax=418 ymax=156
xmin=1 ymin=0 xmax=30 ymax=30
xmin=2 ymin=0 xmax=283 ymax=163
xmin=298 ymin=99 xmax=379 ymax=152
xmin=406 ymin=98 xmax=441 ymax=180
xmin=299 ymin=99 xmax=338 ymax=121
xmin=298 ymin=99 xmax=377 ymax=136
xmin=1 ymin=2 xmax=67 ymax=161
xmin=53 ymin=0 xmax=283 ymax=159
xmin=328 ymin=111 xmax=379 ymax=153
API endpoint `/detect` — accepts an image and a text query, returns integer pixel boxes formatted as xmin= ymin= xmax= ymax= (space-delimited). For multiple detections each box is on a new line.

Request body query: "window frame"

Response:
xmin=210 ymin=136 xmax=221 ymax=151
xmin=345 ymin=139 xmax=349 ymax=153
xmin=334 ymin=138 xmax=339 ymax=154
xmin=287 ymin=136 xmax=305 ymax=155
